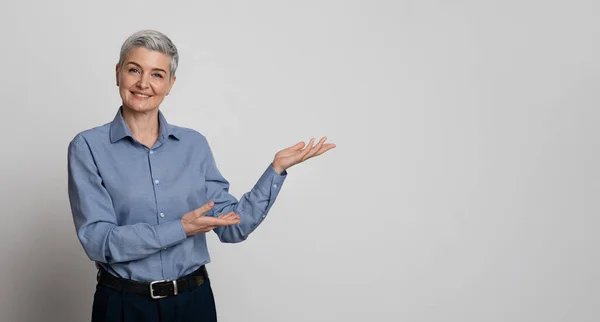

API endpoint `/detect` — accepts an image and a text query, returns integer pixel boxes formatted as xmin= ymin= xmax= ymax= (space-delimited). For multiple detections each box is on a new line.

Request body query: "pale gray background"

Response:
xmin=0 ymin=0 xmax=598 ymax=321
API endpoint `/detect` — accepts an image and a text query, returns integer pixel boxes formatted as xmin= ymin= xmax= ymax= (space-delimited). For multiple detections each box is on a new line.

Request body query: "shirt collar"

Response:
xmin=109 ymin=106 xmax=180 ymax=143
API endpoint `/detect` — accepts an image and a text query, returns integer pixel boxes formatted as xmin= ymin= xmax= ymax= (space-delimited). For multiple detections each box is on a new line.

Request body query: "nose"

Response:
xmin=137 ymin=73 xmax=150 ymax=89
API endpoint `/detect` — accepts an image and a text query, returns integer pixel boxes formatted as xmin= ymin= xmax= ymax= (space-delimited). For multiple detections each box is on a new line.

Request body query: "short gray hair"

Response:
xmin=118 ymin=30 xmax=179 ymax=78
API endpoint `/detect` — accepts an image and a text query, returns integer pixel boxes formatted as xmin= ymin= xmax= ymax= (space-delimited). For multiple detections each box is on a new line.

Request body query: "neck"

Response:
xmin=121 ymin=105 xmax=160 ymax=148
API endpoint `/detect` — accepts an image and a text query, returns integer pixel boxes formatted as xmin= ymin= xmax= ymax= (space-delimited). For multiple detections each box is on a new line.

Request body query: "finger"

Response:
xmin=215 ymin=218 xmax=240 ymax=226
xmin=279 ymin=141 xmax=305 ymax=154
xmin=217 ymin=211 xmax=234 ymax=218
xmin=211 ymin=212 xmax=238 ymax=220
xmin=224 ymin=213 xmax=241 ymax=222
xmin=221 ymin=212 xmax=239 ymax=220
xmin=225 ymin=214 xmax=240 ymax=222
xmin=290 ymin=141 xmax=305 ymax=151
xmin=298 ymin=138 xmax=315 ymax=160
xmin=279 ymin=140 xmax=318 ymax=158
xmin=201 ymin=216 xmax=239 ymax=227
xmin=314 ymin=143 xmax=336 ymax=157
xmin=196 ymin=201 xmax=215 ymax=217
xmin=302 ymin=137 xmax=327 ymax=160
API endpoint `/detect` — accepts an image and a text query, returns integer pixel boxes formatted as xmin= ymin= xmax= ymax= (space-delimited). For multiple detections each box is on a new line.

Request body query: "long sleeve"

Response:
xmin=67 ymin=137 xmax=187 ymax=264
xmin=203 ymin=140 xmax=287 ymax=243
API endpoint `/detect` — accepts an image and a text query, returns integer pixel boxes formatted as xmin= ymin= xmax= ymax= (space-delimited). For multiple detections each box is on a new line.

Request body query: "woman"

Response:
xmin=67 ymin=29 xmax=335 ymax=322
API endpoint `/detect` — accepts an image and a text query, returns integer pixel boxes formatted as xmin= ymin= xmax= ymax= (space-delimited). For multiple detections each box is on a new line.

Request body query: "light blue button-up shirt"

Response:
xmin=67 ymin=107 xmax=287 ymax=282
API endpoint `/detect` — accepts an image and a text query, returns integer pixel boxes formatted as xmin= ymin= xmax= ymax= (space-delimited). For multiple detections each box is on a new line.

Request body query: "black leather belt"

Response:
xmin=97 ymin=265 xmax=208 ymax=299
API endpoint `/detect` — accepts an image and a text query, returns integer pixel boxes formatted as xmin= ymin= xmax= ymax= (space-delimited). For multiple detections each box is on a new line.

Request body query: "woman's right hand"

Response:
xmin=181 ymin=201 xmax=241 ymax=236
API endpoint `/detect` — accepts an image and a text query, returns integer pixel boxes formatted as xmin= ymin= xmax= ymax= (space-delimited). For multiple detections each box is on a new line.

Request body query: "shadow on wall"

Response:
xmin=9 ymin=197 xmax=97 ymax=322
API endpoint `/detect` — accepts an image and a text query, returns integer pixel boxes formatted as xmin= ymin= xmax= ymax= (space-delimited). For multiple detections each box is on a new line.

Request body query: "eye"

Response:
xmin=128 ymin=68 xmax=139 ymax=74
xmin=152 ymin=73 xmax=164 ymax=79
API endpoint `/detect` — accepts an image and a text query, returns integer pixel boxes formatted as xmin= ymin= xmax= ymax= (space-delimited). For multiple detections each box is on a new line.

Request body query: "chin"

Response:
xmin=122 ymin=102 xmax=155 ymax=113
xmin=123 ymin=98 xmax=162 ymax=113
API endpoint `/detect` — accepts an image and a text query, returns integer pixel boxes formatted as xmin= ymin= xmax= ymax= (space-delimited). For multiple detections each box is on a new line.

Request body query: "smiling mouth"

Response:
xmin=132 ymin=92 xmax=152 ymax=99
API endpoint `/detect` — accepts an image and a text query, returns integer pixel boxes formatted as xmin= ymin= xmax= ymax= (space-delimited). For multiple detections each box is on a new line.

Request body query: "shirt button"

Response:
xmin=159 ymin=213 xmax=165 ymax=218
xmin=154 ymin=179 xmax=160 ymax=185
xmin=273 ymin=183 xmax=278 ymax=189
xmin=149 ymin=150 xmax=154 ymax=155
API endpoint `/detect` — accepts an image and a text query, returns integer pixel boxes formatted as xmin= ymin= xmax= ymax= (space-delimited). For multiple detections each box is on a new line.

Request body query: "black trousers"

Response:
xmin=91 ymin=277 xmax=218 ymax=322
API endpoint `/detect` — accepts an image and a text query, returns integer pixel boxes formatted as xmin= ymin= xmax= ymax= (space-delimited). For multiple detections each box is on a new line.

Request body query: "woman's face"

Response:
xmin=116 ymin=47 xmax=176 ymax=113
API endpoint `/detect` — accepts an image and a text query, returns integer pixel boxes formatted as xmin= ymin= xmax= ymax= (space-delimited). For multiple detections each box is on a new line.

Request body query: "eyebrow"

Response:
xmin=126 ymin=61 xmax=168 ymax=74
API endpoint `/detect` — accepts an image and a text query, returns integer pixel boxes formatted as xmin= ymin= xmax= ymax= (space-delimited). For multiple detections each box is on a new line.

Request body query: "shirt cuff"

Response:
xmin=156 ymin=219 xmax=187 ymax=248
xmin=256 ymin=164 xmax=287 ymax=195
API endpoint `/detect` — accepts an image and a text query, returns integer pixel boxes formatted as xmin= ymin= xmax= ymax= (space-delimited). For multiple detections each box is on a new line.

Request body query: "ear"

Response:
xmin=115 ymin=63 xmax=120 ymax=86
xmin=167 ymin=75 xmax=177 ymax=94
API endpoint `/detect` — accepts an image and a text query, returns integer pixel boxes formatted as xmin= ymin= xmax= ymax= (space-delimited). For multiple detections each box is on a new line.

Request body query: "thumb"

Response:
xmin=291 ymin=141 xmax=305 ymax=151
xmin=196 ymin=201 xmax=215 ymax=217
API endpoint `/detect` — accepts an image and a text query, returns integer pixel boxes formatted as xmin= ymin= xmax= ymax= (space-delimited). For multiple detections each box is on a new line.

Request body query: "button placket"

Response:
xmin=148 ymin=147 xmax=163 ymax=225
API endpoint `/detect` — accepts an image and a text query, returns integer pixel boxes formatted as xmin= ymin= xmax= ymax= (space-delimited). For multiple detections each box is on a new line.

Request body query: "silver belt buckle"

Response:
xmin=150 ymin=280 xmax=167 ymax=299
xmin=149 ymin=280 xmax=178 ymax=299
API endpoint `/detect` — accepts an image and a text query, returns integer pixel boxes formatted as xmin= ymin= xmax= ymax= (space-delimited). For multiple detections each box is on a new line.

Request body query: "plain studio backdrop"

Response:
xmin=0 ymin=0 xmax=598 ymax=321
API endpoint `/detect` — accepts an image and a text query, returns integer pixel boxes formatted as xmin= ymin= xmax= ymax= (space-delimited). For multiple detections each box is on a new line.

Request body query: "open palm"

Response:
xmin=272 ymin=137 xmax=336 ymax=173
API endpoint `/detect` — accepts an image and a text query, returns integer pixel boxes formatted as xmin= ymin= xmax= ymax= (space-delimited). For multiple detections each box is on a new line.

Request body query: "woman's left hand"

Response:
xmin=272 ymin=137 xmax=336 ymax=174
